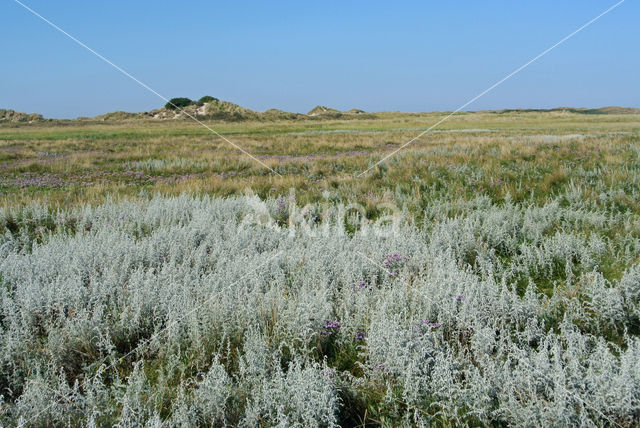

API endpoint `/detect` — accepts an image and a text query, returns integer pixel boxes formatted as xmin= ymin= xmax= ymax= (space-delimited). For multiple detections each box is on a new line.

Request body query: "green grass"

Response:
xmin=2 ymin=110 xmax=639 ymax=294
xmin=1 ymin=111 xmax=638 ymax=208
xmin=2 ymin=111 xmax=640 ymax=424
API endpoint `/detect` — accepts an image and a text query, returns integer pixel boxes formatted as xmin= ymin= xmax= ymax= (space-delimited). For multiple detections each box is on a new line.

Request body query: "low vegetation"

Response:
xmin=0 ymin=108 xmax=639 ymax=425
xmin=164 ymin=97 xmax=194 ymax=110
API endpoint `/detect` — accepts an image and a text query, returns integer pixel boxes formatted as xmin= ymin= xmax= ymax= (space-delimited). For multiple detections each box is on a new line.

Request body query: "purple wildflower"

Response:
xmin=275 ymin=196 xmax=288 ymax=222
xmin=351 ymin=280 xmax=367 ymax=291
xmin=322 ymin=320 xmax=341 ymax=336
xmin=383 ymin=253 xmax=408 ymax=277
xmin=456 ymin=294 xmax=465 ymax=302
xmin=383 ymin=253 xmax=406 ymax=267
xmin=321 ymin=368 xmax=336 ymax=378
xmin=355 ymin=330 xmax=366 ymax=340
xmin=419 ymin=319 xmax=442 ymax=329
xmin=324 ymin=320 xmax=341 ymax=329
xmin=374 ymin=363 xmax=387 ymax=372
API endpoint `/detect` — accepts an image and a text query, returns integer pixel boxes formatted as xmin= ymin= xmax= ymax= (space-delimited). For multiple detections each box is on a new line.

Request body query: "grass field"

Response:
xmin=2 ymin=111 xmax=639 ymax=208
xmin=1 ymin=111 xmax=640 ymax=426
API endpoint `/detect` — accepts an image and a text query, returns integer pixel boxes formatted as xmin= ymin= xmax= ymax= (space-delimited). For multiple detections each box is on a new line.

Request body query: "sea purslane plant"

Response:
xmin=0 ymin=192 xmax=639 ymax=426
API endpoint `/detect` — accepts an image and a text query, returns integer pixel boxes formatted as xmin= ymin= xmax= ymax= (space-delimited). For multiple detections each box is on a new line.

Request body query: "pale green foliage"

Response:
xmin=242 ymin=356 xmax=339 ymax=427
xmin=0 ymin=192 xmax=639 ymax=425
xmin=132 ymin=158 xmax=205 ymax=171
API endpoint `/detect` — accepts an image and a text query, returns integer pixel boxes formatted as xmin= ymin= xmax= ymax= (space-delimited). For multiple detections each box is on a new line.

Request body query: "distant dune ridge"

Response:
xmin=1 ymin=100 xmax=639 ymax=123
xmin=487 ymin=106 xmax=640 ymax=115
xmin=0 ymin=109 xmax=45 ymax=123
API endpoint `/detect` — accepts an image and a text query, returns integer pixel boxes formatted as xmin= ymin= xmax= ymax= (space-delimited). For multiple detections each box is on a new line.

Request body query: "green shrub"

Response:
xmin=165 ymin=97 xmax=193 ymax=110
xmin=198 ymin=95 xmax=218 ymax=103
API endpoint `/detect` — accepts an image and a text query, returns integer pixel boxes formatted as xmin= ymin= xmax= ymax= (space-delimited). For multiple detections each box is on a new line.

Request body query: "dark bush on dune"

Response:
xmin=198 ymin=95 xmax=218 ymax=103
xmin=165 ymin=97 xmax=193 ymax=110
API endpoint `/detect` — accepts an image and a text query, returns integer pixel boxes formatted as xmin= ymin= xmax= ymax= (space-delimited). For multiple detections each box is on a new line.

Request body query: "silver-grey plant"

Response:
xmin=0 ymin=192 xmax=639 ymax=426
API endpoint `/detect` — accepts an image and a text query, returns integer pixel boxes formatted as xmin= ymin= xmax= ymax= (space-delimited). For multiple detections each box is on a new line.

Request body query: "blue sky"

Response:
xmin=1 ymin=1 xmax=638 ymax=118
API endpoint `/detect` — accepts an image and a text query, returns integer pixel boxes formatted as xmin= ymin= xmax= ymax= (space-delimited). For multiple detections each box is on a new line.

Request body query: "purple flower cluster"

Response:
xmin=383 ymin=253 xmax=408 ymax=277
xmin=220 ymin=171 xmax=238 ymax=179
xmin=2 ymin=169 xmax=208 ymax=189
xmin=322 ymin=320 xmax=341 ymax=336
xmin=420 ymin=319 xmax=442 ymax=329
xmin=456 ymin=294 xmax=465 ymax=302
xmin=350 ymin=280 xmax=367 ymax=291
xmin=355 ymin=330 xmax=366 ymax=341
xmin=3 ymin=173 xmax=68 ymax=189
xmin=374 ymin=363 xmax=387 ymax=372
xmin=321 ymin=368 xmax=348 ymax=379
xmin=275 ymin=196 xmax=288 ymax=221
xmin=383 ymin=253 xmax=406 ymax=267
xmin=321 ymin=368 xmax=336 ymax=378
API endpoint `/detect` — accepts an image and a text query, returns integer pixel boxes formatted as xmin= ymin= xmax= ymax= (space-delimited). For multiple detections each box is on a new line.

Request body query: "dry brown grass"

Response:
xmin=0 ymin=111 xmax=638 ymax=211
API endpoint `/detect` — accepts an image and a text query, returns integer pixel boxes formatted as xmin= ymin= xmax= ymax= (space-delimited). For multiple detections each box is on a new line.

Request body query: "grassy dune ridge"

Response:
xmin=1 ymin=110 xmax=640 ymax=425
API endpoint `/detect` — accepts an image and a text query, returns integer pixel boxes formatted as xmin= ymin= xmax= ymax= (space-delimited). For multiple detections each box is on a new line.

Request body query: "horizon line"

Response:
xmin=3 ymin=103 xmax=640 ymax=121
